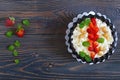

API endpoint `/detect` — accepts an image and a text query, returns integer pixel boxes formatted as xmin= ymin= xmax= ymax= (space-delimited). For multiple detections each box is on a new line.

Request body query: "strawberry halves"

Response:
xmin=91 ymin=18 xmax=96 ymax=26
xmin=90 ymin=52 xmax=96 ymax=60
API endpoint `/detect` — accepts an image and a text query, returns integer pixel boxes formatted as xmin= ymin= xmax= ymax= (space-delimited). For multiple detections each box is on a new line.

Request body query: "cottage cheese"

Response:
xmin=71 ymin=18 xmax=113 ymax=58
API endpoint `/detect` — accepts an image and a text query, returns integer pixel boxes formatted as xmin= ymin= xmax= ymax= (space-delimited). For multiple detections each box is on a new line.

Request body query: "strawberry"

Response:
xmin=94 ymin=47 xmax=99 ymax=53
xmin=93 ymin=41 xmax=98 ymax=48
xmin=90 ymin=52 xmax=96 ymax=60
xmin=89 ymin=22 xmax=94 ymax=29
xmin=93 ymin=27 xmax=99 ymax=34
xmin=16 ymin=28 xmax=25 ymax=38
xmin=88 ymin=39 xmax=93 ymax=45
xmin=93 ymin=34 xmax=99 ymax=41
xmin=88 ymin=40 xmax=94 ymax=51
xmin=88 ymin=46 xmax=94 ymax=51
xmin=93 ymin=42 xmax=99 ymax=53
xmin=5 ymin=17 xmax=15 ymax=26
xmin=88 ymin=34 xmax=94 ymax=40
xmin=91 ymin=18 xmax=96 ymax=26
xmin=87 ymin=28 xmax=93 ymax=34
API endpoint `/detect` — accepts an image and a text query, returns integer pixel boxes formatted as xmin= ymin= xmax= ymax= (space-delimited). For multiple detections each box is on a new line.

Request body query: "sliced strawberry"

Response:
xmin=88 ymin=39 xmax=93 ymax=45
xmin=87 ymin=17 xmax=99 ymax=54
xmin=91 ymin=18 xmax=96 ymax=26
xmin=93 ymin=41 xmax=98 ymax=48
xmin=94 ymin=27 xmax=99 ymax=33
xmin=93 ymin=34 xmax=99 ymax=41
xmin=88 ymin=40 xmax=94 ymax=51
xmin=87 ymin=28 xmax=93 ymax=34
xmin=88 ymin=46 xmax=94 ymax=51
xmin=94 ymin=47 xmax=99 ymax=53
xmin=88 ymin=34 xmax=94 ymax=40
xmin=89 ymin=22 xmax=94 ymax=28
xmin=93 ymin=42 xmax=99 ymax=53
xmin=90 ymin=52 xmax=96 ymax=60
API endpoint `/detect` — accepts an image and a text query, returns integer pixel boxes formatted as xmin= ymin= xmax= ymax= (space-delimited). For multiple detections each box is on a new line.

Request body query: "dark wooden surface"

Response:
xmin=0 ymin=0 xmax=120 ymax=80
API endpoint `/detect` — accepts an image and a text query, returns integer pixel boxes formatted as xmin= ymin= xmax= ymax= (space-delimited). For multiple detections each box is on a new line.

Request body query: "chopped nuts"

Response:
xmin=78 ymin=34 xmax=85 ymax=39
xmin=97 ymin=51 xmax=103 ymax=56
xmin=101 ymin=26 xmax=111 ymax=40
xmin=101 ymin=27 xmax=107 ymax=33
xmin=99 ymin=46 xmax=105 ymax=51
xmin=103 ymin=33 xmax=110 ymax=40
xmin=80 ymin=29 xmax=84 ymax=33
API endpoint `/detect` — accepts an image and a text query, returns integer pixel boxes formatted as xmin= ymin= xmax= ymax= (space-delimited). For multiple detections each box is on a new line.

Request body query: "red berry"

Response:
xmin=88 ymin=34 xmax=94 ymax=40
xmin=88 ymin=40 xmax=93 ymax=45
xmin=16 ymin=29 xmax=25 ymax=38
xmin=5 ymin=18 xmax=15 ymax=27
xmin=94 ymin=34 xmax=99 ymax=41
xmin=89 ymin=22 xmax=94 ymax=29
xmin=87 ymin=18 xmax=99 ymax=54
xmin=87 ymin=28 xmax=93 ymax=34
xmin=93 ymin=27 xmax=99 ymax=34
xmin=90 ymin=52 xmax=96 ymax=60
xmin=93 ymin=41 xmax=98 ymax=48
xmin=88 ymin=46 xmax=94 ymax=51
xmin=91 ymin=18 xmax=96 ymax=26
xmin=94 ymin=47 xmax=99 ymax=53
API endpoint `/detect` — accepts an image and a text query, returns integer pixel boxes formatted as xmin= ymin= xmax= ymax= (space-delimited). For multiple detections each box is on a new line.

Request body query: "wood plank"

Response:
xmin=0 ymin=0 xmax=120 ymax=35
xmin=0 ymin=34 xmax=119 ymax=80
xmin=0 ymin=0 xmax=120 ymax=80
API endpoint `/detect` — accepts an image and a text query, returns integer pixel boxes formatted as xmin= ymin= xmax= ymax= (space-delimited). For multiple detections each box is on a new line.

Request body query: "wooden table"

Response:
xmin=0 ymin=0 xmax=120 ymax=80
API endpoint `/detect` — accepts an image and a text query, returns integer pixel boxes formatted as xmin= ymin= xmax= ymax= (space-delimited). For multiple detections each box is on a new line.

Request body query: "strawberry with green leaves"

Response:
xmin=16 ymin=25 xmax=25 ymax=38
xmin=16 ymin=29 xmax=25 ymax=38
xmin=5 ymin=17 xmax=15 ymax=27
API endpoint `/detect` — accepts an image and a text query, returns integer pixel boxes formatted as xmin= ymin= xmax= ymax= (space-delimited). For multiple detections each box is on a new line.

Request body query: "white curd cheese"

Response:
xmin=71 ymin=18 xmax=114 ymax=58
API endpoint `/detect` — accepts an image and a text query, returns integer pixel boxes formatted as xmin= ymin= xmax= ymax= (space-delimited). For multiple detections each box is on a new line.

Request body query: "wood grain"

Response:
xmin=0 ymin=0 xmax=120 ymax=80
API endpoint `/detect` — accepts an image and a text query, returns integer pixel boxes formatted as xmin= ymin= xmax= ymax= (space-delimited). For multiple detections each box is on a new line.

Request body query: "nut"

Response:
xmin=98 ymin=51 xmax=103 ymax=56
xmin=103 ymin=33 xmax=110 ymax=40
xmin=101 ymin=27 xmax=107 ymax=33
xmin=99 ymin=46 xmax=105 ymax=51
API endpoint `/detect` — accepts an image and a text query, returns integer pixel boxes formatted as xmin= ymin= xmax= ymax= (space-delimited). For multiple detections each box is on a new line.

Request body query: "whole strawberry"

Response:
xmin=5 ymin=17 xmax=15 ymax=26
xmin=16 ymin=28 xmax=25 ymax=38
